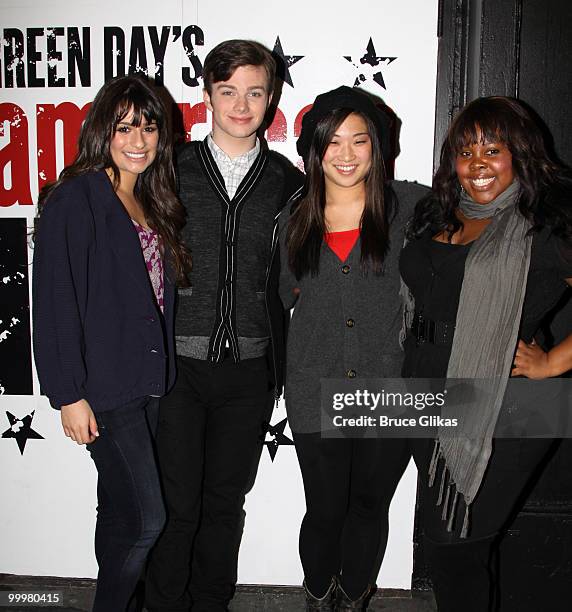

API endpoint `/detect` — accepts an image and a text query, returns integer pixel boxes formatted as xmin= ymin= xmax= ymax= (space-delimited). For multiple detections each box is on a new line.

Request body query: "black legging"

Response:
xmin=293 ymin=434 xmax=411 ymax=600
xmin=413 ymin=437 xmax=557 ymax=612
xmin=294 ymin=433 xmax=555 ymax=609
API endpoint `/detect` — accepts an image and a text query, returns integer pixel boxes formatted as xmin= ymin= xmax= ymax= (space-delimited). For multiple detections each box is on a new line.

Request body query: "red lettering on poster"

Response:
xmin=0 ymin=99 xmax=309 ymax=207
xmin=36 ymin=102 xmax=90 ymax=191
xmin=178 ymin=102 xmax=207 ymax=141
xmin=0 ymin=104 xmax=32 ymax=206
xmin=294 ymin=104 xmax=312 ymax=137
xmin=267 ymin=107 xmax=287 ymax=142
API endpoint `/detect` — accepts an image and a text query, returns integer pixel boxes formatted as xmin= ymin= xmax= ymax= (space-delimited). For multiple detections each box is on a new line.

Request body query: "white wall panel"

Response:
xmin=0 ymin=0 xmax=438 ymax=588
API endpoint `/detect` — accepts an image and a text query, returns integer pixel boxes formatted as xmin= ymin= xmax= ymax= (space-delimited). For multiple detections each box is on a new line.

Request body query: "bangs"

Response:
xmin=113 ymin=89 xmax=161 ymax=128
xmin=449 ymin=110 xmax=510 ymax=154
xmin=314 ymin=108 xmax=354 ymax=159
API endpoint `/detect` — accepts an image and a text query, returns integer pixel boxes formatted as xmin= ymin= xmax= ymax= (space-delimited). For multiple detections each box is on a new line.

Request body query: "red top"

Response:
xmin=324 ymin=228 xmax=360 ymax=262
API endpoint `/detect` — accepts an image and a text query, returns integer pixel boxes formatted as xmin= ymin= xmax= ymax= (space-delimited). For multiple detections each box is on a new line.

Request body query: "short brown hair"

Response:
xmin=202 ymin=39 xmax=276 ymax=94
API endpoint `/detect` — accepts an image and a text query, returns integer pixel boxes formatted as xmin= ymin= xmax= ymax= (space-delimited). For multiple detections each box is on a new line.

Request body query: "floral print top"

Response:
xmin=132 ymin=220 xmax=164 ymax=312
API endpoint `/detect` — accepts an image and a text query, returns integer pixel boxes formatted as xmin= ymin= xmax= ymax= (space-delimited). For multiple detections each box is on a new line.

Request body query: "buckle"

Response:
xmin=414 ymin=315 xmax=426 ymax=346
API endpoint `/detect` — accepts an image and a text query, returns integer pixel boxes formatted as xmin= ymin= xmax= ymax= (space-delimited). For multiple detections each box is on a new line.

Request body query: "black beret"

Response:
xmin=296 ymin=86 xmax=392 ymax=166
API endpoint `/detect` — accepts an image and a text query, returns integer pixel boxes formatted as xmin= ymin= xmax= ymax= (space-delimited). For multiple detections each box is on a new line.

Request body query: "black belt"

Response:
xmin=412 ymin=315 xmax=455 ymax=346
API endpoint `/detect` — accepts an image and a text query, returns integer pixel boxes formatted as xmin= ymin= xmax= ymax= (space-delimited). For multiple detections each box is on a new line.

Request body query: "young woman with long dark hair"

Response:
xmin=400 ymin=96 xmax=572 ymax=611
xmin=269 ymin=86 xmax=428 ymax=610
xmin=33 ymin=75 xmax=191 ymax=612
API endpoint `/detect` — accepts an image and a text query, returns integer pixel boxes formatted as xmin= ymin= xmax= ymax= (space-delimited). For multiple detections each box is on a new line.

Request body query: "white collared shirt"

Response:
xmin=206 ymin=134 xmax=260 ymax=200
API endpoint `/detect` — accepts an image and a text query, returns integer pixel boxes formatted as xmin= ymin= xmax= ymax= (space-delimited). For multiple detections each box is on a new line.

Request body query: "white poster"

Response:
xmin=0 ymin=0 xmax=438 ymax=588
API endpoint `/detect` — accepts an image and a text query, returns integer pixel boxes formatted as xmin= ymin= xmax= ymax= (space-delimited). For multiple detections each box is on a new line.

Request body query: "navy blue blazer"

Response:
xmin=32 ymin=170 xmax=176 ymax=412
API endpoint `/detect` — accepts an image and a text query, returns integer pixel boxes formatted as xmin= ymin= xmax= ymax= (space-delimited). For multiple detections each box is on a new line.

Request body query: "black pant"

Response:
xmin=86 ymin=397 xmax=165 ymax=612
xmin=413 ymin=437 xmax=556 ymax=612
xmin=293 ymin=434 xmax=410 ymax=600
xmin=145 ymin=355 xmax=274 ymax=612
xmin=300 ymin=433 xmax=554 ymax=612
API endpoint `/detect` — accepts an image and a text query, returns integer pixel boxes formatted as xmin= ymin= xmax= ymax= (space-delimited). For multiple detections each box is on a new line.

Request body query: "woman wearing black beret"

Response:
xmin=268 ymin=86 xmax=428 ymax=610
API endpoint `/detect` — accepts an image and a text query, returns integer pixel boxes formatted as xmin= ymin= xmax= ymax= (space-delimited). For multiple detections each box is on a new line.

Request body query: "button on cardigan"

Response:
xmin=276 ymin=180 xmax=429 ymax=433
xmin=32 ymin=171 xmax=176 ymax=412
xmin=174 ymin=139 xmax=304 ymax=365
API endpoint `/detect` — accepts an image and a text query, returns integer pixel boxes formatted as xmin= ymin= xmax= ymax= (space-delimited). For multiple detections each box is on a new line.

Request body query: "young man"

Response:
xmin=145 ymin=40 xmax=303 ymax=612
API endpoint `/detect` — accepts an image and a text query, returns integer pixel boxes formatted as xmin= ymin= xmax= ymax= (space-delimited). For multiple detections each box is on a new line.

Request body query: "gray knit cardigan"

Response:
xmin=278 ymin=180 xmax=429 ymax=433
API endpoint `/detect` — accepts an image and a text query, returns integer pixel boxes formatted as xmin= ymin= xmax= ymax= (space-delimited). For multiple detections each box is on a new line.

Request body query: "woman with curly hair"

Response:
xmin=401 ymin=96 xmax=572 ymax=611
xmin=33 ymin=75 xmax=191 ymax=612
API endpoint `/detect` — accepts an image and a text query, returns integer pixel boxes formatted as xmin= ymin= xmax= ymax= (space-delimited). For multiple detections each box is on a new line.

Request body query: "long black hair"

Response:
xmin=287 ymin=108 xmax=393 ymax=279
xmin=407 ymin=96 xmax=572 ymax=240
xmin=36 ymin=75 xmax=192 ymax=285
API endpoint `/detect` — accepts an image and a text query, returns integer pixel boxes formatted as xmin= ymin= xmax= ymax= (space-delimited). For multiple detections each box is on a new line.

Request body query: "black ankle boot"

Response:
xmin=335 ymin=582 xmax=373 ymax=611
xmin=304 ymin=576 xmax=337 ymax=611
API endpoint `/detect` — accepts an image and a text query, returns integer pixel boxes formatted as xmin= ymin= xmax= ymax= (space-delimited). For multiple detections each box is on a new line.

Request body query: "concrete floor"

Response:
xmin=0 ymin=575 xmax=437 ymax=611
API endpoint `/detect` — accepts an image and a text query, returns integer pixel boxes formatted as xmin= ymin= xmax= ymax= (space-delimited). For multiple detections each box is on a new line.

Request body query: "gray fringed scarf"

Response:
xmin=404 ymin=180 xmax=533 ymax=536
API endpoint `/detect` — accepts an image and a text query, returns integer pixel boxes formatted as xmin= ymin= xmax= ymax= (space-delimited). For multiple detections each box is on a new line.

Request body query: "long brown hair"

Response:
xmin=287 ymin=108 xmax=393 ymax=279
xmin=37 ymin=75 xmax=191 ymax=285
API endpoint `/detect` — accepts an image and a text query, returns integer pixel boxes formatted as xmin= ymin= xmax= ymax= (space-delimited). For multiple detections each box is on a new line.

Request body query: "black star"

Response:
xmin=344 ymin=37 xmax=397 ymax=89
xmin=272 ymin=36 xmax=304 ymax=88
xmin=262 ymin=418 xmax=294 ymax=461
xmin=2 ymin=410 xmax=44 ymax=455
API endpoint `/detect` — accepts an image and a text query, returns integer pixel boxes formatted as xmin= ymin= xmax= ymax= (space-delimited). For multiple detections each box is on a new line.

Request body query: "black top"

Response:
xmin=400 ymin=227 xmax=572 ymax=378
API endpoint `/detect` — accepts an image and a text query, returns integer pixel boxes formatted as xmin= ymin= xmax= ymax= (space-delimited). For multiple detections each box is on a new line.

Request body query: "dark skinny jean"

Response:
xmin=86 ymin=396 xmax=165 ymax=612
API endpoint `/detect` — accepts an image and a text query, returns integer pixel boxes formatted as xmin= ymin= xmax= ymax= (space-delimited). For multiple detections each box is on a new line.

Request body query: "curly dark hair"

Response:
xmin=407 ymin=96 xmax=571 ymax=240
xmin=36 ymin=75 xmax=191 ymax=285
